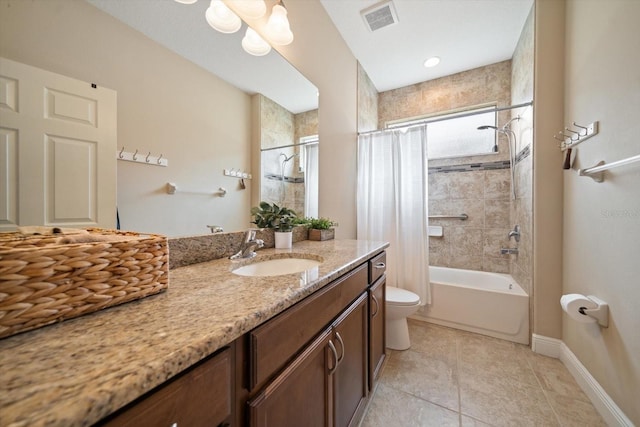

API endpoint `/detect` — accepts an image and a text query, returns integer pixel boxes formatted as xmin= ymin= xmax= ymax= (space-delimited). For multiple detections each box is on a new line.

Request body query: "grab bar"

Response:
xmin=428 ymin=213 xmax=468 ymax=221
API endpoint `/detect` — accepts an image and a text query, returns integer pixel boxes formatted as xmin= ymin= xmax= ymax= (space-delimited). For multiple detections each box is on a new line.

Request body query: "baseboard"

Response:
xmin=531 ymin=333 xmax=562 ymax=358
xmin=532 ymin=334 xmax=633 ymax=427
xmin=560 ymin=343 xmax=634 ymax=427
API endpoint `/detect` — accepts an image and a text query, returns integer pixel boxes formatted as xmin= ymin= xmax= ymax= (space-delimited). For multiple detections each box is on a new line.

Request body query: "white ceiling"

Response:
xmin=320 ymin=0 xmax=534 ymax=92
xmin=87 ymin=0 xmax=533 ymax=112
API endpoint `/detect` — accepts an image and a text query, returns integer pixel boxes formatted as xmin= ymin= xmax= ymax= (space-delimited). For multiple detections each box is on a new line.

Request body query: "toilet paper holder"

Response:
xmin=578 ymin=296 xmax=609 ymax=328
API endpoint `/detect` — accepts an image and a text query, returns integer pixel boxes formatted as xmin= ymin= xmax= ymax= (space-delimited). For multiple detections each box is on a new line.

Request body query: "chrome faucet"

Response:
xmin=230 ymin=229 xmax=264 ymax=260
xmin=508 ymin=225 xmax=521 ymax=242
xmin=500 ymin=247 xmax=519 ymax=255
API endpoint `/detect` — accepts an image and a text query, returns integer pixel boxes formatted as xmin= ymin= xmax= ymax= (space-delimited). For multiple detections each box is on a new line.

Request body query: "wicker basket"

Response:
xmin=0 ymin=228 xmax=169 ymax=339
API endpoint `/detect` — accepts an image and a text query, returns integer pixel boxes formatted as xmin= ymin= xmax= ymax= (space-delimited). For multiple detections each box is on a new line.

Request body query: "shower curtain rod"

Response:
xmin=357 ymin=100 xmax=533 ymax=137
xmin=260 ymin=139 xmax=318 ymax=152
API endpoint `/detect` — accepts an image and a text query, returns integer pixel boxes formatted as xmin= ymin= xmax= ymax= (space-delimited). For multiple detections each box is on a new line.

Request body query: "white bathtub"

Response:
xmin=414 ymin=266 xmax=530 ymax=344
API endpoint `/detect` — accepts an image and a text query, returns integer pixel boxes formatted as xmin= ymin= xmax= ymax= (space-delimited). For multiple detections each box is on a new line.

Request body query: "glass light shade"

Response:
xmin=205 ymin=0 xmax=242 ymax=34
xmin=264 ymin=4 xmax=293 ymax=45
xmin=423 ymin=56 xmax=441 ymax=68
xmin=230 ymin=0 xmax=267 ymax=19
xmin=242 ymin=28 xmax=271 ymax=56
xmin=174 ymin=0 xmax=198 ymax=4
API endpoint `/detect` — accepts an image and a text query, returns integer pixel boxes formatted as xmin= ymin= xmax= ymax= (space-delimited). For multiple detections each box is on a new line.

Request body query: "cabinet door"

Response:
xmin=248 ymin=328 xmax=334 ymax=427
xmin=333 ymin=293 xmax=369 ymax=427
xmin=369 ymin=276 xmax=386 ymax=390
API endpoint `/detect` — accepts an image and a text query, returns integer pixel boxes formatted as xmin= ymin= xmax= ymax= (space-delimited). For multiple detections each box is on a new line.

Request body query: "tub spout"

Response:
xmin=500 ymin=247 xmax=519 ymax=255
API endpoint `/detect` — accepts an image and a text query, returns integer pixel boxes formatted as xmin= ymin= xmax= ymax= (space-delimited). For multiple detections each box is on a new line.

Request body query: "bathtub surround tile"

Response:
xmin=483 ymin=228 xmax=511 ymax=259
xmin=362 ymin=323 xmax=606 ymax=427
xmin=449 ymin=255 xmax=483 ymax=271
xmin=449 ymin=227 xmax=484 ymax=257
xmin=482 ymin=256 xmax=510 ymax=274
xmin=429 ymin=173 xmax=450 ymax=200
xmin=447 ymin=172 xmax=485 ymax=200
xmin=484 ymin=199 xmax=511 ymax=228
xmin=484 ymin=169 xmax=511 ymax=200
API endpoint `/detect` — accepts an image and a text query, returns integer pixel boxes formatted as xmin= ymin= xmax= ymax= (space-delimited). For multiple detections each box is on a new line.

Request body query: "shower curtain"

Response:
xmin=357 ymin=125 xmax=430 ymax=305
xmin=304 ymin=143 xmax=319 ymax=218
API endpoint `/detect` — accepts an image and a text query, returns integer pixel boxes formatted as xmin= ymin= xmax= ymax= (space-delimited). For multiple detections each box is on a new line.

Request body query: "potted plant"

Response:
xmin=307 ymin=217 xmax=338 ymax=241
xmin=250 ymin=202 xmax=298 ymax=249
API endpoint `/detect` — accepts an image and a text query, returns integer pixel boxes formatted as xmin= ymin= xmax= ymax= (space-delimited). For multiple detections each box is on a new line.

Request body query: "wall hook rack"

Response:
xmin=556 ymin=121 xmax=599 ymax=151
xmin=117 ymin=146 xmax=168 ymax=167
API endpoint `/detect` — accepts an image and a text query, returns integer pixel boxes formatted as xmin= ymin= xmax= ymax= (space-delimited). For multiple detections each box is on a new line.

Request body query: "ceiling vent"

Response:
xmin=361 ymin=0 xmax=399 ymax=32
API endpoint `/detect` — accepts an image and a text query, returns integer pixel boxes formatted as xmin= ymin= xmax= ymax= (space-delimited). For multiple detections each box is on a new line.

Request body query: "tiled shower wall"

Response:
xmin=377 ymin=61 xmax=514 ymax=274
xmin=510 ymin=6 xmax=534 ymax=295
xmin=428 ymin=168 xmax=513 ymax=273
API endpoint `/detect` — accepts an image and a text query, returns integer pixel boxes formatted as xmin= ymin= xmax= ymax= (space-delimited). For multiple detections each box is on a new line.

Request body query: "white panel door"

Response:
xmin=0 ymin=57 xmax=117 ymax=230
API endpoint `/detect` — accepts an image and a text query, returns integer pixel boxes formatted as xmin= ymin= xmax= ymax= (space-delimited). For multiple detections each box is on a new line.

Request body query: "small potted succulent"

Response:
xmin=307 ymin=217 xmax=338 ymax=241
xmin=250 ymin=202 xmax=298 ymax=249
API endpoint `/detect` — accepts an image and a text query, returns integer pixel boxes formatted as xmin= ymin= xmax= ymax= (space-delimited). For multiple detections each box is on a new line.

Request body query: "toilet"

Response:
xmin=385 ymin=286 xmax=421 ymax=350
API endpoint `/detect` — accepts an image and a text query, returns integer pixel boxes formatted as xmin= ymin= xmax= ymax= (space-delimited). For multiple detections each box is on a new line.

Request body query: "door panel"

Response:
xmin=0 ymin=57 xmax=116 ymax=229
xmin=0 ymin=127 xmax=18 ymax=230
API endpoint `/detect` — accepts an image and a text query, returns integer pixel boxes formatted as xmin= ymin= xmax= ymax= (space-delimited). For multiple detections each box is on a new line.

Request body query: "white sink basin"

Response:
xmin=232 ymin=257 xmax=322 ymax=277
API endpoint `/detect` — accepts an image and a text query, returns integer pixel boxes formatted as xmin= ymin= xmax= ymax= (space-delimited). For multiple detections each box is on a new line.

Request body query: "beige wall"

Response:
xmin=563 ymin=0 xmax=640 ymax=423
xmin=533 ymin=0 xmax=565 ymax=340
xmin=0 ymin=0 xmax=252 ymax=238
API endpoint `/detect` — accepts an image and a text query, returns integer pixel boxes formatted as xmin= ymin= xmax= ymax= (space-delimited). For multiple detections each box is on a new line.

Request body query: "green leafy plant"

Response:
xmin=250 ymin=202 xmax=298 ymax=232
xmin=307 ymin=217 xmax=338 ymax=230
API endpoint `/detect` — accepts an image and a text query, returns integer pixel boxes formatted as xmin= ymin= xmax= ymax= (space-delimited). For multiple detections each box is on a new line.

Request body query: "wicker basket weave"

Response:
xmin=0 ymin=228 xmax=169 ymax=338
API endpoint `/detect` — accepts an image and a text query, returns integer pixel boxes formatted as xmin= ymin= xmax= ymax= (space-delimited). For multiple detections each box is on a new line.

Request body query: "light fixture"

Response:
xmin=242 ymin=27 xmax=271 ymax=56
xmin=423 ymin=56 xmax=440 ymax=68
xmin=231 ymin=0 xmax=267 ymax=19
xmin=205 ymin=0 xmax=242 ymax=34
xmin=264 ymin=2 xmax=293 ymax=45
xmin=175 ymin=0 xmax=295 ymax=55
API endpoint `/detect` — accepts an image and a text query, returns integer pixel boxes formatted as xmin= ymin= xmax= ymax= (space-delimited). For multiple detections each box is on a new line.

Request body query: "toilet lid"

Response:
xmin=386 ymin=286 xmax=421 ymax=306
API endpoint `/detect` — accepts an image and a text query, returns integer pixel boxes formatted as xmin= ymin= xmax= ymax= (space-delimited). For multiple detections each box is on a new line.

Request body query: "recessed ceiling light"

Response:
xmin=424 ymin=56 xmax=440 ymax=68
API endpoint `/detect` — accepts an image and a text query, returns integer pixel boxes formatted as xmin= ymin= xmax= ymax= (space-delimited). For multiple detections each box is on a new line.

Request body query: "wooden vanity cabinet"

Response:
xmin=245 ymin=262 xmax=375 ymax=427
xmin=247 ymin=294 xmax=369 ymax=427
xmin=99 ymin=347 xmax=232 ymax=427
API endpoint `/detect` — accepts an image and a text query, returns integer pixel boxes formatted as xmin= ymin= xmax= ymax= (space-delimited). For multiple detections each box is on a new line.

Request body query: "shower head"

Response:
xmin=477 ymin=125 xmax=499 ymax=130
xmin=279 ymin=152 xmax=298 ymax=162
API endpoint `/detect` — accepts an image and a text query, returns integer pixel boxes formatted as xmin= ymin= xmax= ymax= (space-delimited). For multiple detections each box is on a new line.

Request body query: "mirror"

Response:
xmin=88 ymin=0 xmax=319 ymax=225
xmin=1 ymin=0 xmax=317 ymax=238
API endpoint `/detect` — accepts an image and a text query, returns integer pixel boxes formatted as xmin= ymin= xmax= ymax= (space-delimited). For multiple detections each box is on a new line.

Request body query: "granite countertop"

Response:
xmin=0 ymin=239 xmax=388 ymax=427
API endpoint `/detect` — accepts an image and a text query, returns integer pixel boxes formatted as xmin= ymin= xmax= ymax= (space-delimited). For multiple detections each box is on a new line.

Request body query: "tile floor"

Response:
xmin=360 ymin=319 xmax=607 ymax=427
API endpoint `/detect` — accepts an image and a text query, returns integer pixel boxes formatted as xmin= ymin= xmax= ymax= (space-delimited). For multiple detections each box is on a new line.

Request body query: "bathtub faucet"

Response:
xmin=500 ymin=247 xmax=519 ymax=255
